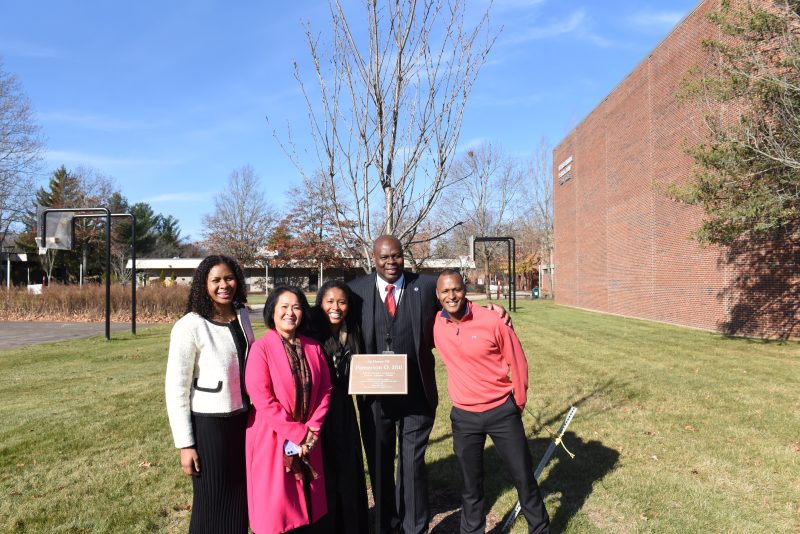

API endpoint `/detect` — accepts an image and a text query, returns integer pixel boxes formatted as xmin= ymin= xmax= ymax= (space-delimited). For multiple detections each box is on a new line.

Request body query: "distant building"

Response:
xmin=552 ymin=0 xmax=798 ymax=338
xmin=127 ymin=257 xmax=475 ymax=293
xmin=1 ymin=234 xmax=38 ymax=287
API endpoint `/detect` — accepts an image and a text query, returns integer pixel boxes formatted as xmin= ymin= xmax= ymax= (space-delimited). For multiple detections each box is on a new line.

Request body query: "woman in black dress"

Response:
xmin=310 ymin=280 xmax=369 ymax=533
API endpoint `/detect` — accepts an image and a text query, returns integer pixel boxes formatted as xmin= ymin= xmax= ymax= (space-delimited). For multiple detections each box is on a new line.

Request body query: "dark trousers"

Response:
xmin=358 ymin=397 xmax=434 ymax=534
xmin=450 ymin=398 xmax=550 ymax=534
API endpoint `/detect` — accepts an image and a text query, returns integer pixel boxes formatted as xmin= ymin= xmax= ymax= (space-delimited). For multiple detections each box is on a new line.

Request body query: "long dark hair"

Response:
xmin=186 ymin=255 xmax=247 ymax=319
xmin=263 ymin=285 xmax=311 ymax=335
xmin=309 ymin=279 xmax=362 ymax=358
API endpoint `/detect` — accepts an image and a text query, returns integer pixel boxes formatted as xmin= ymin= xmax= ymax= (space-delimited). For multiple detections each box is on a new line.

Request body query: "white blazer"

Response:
xmin=165 ymin=307 xmax=255 ymax=448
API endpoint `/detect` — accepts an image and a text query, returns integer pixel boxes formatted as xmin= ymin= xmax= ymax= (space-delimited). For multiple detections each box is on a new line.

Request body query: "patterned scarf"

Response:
xmin=321 ymin=322 xmax=352 ymax=385
xmin=281 ymin=336 xmax=318 ymax=481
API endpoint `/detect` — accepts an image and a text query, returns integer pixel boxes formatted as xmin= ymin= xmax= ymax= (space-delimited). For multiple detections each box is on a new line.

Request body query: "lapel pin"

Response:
xmin=414 ymin=287 xmax=419 ymax=292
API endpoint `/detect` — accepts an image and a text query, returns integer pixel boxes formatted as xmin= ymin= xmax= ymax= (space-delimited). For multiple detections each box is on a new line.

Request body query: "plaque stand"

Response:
xmin=348 ymin=352 xmax=407 ymax=532
xmin=373 ymin=398 xmax=383 ymax=534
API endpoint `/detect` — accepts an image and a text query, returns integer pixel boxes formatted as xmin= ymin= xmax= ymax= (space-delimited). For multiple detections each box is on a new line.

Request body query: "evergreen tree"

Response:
xmin=33 ymin=166 xmax=82 ymax=282
xmin=153 ymin=215 xmax=184 ymax=257
xmin=672 ymin=0 xmax=800 ymax=244
xmin=36 ymin=165 xmax=81 ymax=208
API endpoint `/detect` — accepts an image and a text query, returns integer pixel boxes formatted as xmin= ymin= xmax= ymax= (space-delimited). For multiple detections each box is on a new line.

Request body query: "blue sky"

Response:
xmin=1 ymin=0 xmax=700 ymax=242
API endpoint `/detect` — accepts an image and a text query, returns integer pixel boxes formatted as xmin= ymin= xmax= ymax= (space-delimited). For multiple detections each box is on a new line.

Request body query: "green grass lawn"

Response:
xmin=1 ymin=301 xmax=797 ymax=533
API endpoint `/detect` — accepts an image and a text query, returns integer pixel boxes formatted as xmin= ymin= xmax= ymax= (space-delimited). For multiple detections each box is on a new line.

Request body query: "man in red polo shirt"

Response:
xmin=434 ymin=269 xmax=550 ymax=534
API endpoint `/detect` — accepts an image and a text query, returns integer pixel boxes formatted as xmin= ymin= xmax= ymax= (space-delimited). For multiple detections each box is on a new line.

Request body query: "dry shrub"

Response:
xmin=0 ymin=284 xmax=189 ymax=323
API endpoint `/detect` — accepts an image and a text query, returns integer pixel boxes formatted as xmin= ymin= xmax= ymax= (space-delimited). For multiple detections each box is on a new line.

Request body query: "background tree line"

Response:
xmin=203 ymin=140 xmax=554 ymax=294
xmin=0 ymin=0 xmax=568 ymax=295
xmin=8 ymin=0 xmax=793 ymax=294
xmin=13 ymin=165 xmax=191 ymax=284
xmin=2 ymin=56 xmax=196 ymax=286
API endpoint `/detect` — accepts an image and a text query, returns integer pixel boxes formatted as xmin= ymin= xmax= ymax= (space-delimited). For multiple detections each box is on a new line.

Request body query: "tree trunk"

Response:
xmin=384 ymin=186 xmax=394 ymax=235
xmin=483 ymin=249 xmax=491 ymax=300
xmin=548 ymin=245 xmax=555 ymax=299
xmin=82 ymin=245 xmax=87 ymax=286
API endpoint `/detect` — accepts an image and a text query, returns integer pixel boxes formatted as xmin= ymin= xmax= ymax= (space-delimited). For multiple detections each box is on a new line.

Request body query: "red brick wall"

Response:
xmin=553 ymin=0 xmax=799 ymax=338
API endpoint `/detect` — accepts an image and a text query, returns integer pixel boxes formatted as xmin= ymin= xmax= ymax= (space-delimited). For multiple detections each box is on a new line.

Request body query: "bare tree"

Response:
xmin=521 ymin=138 xmax=553 ymax=297
xmin=0 ymin=59 xmax=43 ymax=248
xmin=440 ymin=142 xmax=522 ymax=296
xmin=278 ymin=0 xmax=496 ymax=269
xmin=73 ymin=167 xmax=116 ymax=281
xmin=110 ymin=251 xmax=132 ymax=286
xmin=272 ymin=171 xmax=360 ymax=264
xmin=202 ymin=165 xmax=277 ymax=266
xmin=39 ymin=248 xmax=57 ymax=285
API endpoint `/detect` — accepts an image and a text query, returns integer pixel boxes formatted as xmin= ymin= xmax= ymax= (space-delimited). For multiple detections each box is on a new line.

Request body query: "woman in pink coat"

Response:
xmin=245 ymin=285 xmax=332 ymax=533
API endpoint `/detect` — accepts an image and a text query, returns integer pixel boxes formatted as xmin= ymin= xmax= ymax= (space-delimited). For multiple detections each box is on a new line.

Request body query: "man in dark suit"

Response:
xmin=348 ymin=235 xmax=439 ymax=534
xmin=348 ymin=235 xmax=508 ymax=533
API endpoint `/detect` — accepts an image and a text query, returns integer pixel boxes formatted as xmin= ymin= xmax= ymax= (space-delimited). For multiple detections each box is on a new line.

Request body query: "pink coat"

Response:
xmin=245 ymin=329 xmax=332 ymax=533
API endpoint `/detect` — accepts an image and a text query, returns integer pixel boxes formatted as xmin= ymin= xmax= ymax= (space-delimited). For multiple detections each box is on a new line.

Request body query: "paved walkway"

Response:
xmin=0 ymin=321 xmax=139 ymax=349
xmin=0 ymin=308 xmax=264 ymax=350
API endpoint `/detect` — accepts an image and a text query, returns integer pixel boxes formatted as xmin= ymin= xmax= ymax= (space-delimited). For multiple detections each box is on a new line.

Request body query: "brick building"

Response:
xmin=552 ymin=0 xmax=799 ymax=338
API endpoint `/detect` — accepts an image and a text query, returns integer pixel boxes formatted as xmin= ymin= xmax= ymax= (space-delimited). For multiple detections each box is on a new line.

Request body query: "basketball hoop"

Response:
xmin=35 ymin=206 xmax=138 ymax=341
xmin=36 ymin=207 xmax=74 ymax=251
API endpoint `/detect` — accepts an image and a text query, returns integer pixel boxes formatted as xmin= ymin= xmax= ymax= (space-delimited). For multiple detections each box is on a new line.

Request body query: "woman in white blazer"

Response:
xmin=165 ymin=254 xmax=255 ymax=534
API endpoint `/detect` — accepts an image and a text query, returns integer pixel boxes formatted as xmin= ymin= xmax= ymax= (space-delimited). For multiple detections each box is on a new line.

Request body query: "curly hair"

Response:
xmin=309 ymin=279 xmax=363 ymax=355
xmin=186 ymin=255 xmax=248 ymax=318
xmin=263 ymin=285 xmax=311 ymax=334
xmin=310 ymin=280 xmax=353 ymax=332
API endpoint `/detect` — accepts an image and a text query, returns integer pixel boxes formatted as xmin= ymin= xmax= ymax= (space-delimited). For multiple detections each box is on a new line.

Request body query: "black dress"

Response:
xmin=188 ymin=318 xmax=249 ymax=534
xmin=318 ymin=330 xmax=370 ymax=534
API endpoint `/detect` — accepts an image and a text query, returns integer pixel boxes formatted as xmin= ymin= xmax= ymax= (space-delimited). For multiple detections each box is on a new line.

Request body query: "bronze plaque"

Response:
xmin=348 ymin=354 xmax=408 ymax=395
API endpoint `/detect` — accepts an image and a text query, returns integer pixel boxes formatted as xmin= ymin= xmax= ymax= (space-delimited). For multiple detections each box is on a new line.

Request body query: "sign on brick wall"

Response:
xmin=558 ymin=155 xmax=573 ymax=185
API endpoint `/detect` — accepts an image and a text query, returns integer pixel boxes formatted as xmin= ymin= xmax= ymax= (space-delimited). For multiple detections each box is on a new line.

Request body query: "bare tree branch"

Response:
xmin=437 ymin=141 xmax=523 ymax=295
xmin=273 ymin=0 xmax=496 ymax=268
xmin=202 ymin=165 xmax=277 ymax=266
xmin=522 ymin=138 xmax=554 ymax=296
xmin=0 ymin=58 xmax=43 ymax=247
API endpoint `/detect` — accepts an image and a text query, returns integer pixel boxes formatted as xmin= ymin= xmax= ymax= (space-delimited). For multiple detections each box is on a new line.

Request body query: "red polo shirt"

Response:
xmin=433 ymin=300 xmax=529 ymax=412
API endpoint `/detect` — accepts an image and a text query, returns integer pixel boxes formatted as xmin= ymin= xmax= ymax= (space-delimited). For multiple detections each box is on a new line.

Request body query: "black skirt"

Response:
xmin=189 ymin=412 xmax=248 ymax=534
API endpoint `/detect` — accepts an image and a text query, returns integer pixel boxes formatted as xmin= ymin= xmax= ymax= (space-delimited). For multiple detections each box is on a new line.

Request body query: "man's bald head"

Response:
xmin=373 ymin=235 xmax=401 ymax=255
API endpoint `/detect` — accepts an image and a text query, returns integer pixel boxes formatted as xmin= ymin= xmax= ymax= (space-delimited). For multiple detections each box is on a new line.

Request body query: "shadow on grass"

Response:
xmin=425 ymin=379 xmax=618 ymax=449
xmin=525 ymin=379 xmax=618 ymax=434
xmin=428 ymin=433 xmax=619 ymax=534
xmin=428 ymin=380 xmax=622 ymax=533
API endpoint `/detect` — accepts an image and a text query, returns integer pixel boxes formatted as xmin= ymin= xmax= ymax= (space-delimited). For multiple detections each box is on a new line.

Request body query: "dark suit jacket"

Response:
xmin=348 ymin=271 xmax=439 ymax=411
